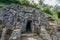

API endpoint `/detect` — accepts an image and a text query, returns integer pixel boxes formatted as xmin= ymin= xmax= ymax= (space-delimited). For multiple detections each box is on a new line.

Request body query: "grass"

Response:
xmin=45 ymin=12 xmax=60 ymax=22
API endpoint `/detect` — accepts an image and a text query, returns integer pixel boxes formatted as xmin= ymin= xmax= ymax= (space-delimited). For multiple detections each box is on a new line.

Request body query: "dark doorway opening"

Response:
xmin=58 ymin=12 xmax=60 ymax=19
xmin=26 ymin=20 xmax=32 ymax=32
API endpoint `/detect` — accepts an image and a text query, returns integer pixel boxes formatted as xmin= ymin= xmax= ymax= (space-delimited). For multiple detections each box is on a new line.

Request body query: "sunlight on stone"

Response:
xmin=41 ymin=26 xmax=46 ymax=30
xmin=12 ymin=37 xmax=17 ymax=39
xmin=13 ymin=29 xmax=21 ymax=32
xmin=49 ymin=21 xmax=56 ymax=25
xmin=28 ymin=38 xmax=37 ymax=40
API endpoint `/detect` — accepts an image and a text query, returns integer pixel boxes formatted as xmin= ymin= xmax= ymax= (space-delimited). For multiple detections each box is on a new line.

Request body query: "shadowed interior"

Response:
xmin=26 ymin=20 xmax=32 ymax=32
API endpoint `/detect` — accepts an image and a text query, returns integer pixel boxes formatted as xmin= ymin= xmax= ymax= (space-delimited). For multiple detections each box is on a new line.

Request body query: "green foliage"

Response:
xmin=43 ymin=7 xmax=52 ymax=15
xmin=51 ymin=10 xmax=58 ymax=19
xmin=25 ymin=1 xmax=30 ymax=6
xmin=0 ymin=0 xmax=20 ymax=4
xmin=32 ymin=3 xmax=38 ymax=8
xmin=39 ymin=5 xmax=58 ymax=20
xmin=17 ymin=0 xmax=25 ymax=5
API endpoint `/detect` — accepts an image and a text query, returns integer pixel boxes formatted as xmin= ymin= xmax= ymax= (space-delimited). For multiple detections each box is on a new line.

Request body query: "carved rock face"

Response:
xmin=0 ymin=4 xmax=50 ymax=31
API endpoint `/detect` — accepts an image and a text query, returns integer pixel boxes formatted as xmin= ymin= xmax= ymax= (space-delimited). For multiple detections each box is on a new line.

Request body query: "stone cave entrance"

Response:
xmin=26 ymin=20 xmax=32 ymax=32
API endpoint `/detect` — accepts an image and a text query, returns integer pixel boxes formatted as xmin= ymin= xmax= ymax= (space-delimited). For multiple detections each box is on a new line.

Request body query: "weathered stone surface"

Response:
xmin=0 ymin=4 xmax=50 ymax=31
xmin=0 ymin=4 xmax=52 ymax=40
xmin=40 ymin=29 xmax=52 ymax=40
xmin=52 ymin=35 xmax=58 ymax=40
xmin=9 ymin=28 xmax=21 ymax=40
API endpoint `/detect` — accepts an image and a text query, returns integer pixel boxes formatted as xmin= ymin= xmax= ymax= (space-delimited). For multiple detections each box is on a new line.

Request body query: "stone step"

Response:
xmin=21 ymin=35 xmax=43 ymax=40
xmin=21 ymin=33 xmax=37 ymax=37
xmin=21 ymin=33 xmax=43 ymax=40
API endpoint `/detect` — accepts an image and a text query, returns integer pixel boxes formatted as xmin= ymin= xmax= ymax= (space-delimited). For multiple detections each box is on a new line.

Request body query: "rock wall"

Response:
xmin=0 ymin=4 xmax=52 ymax=40
xmin=0 ymin=4 xmax=50 ymax=31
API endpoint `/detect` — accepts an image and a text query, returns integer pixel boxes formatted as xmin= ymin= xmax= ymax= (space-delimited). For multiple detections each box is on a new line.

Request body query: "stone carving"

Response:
xmin=0 ymin=4 xmax=50 ymax=32
xmin=0 ymin=4 xmax=52 ymax=40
